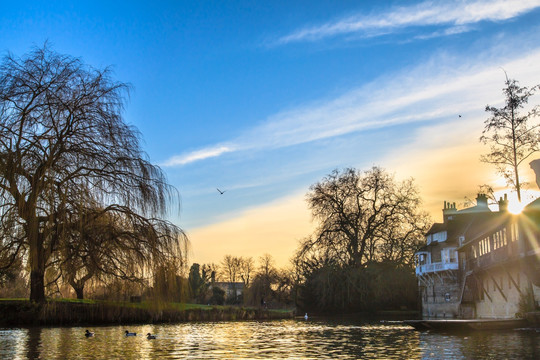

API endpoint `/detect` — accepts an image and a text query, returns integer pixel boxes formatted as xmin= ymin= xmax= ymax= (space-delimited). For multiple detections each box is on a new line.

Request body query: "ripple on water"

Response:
xmin=1 ymin=319 xmax=539 ymax=359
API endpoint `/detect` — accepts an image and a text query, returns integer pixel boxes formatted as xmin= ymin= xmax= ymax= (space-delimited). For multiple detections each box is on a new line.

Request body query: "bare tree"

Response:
xmin=480 ymin=75 xmax=540 ymax=202
xmin=220 ymin=255 xmax=242 ymax=284
xmin=258 ymin=254 xmax=277 ymax=280
xmin=298 ymin=167 xmax=429 ymax=268
xmin=0 ymin=45 xmax=181 ymax=302
xmin=250 ymin=254 xmax=278 ymax=306
xmin=239 ymin=256 xmax=254 ymax=287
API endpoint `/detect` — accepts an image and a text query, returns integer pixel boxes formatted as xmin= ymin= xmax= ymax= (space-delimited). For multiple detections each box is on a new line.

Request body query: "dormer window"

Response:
xmin=432 ymin=231 xmax=447 ymax=243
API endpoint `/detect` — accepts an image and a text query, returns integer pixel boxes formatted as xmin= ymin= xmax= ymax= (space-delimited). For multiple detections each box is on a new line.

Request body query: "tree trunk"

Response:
xmin=27 ymin=217 xmax=46 ymax=303
xmin=29 ymin=269 xmax=45 ymax=303
xmin=69 ymin=273 xmax=93 ymax=300
xmin=74 ymin=286 xmax=84 ymax=300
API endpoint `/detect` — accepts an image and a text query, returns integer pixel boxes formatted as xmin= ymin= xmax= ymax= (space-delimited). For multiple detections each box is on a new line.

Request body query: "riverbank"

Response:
xmin=0 ymin=299 xmax=295 ymax=326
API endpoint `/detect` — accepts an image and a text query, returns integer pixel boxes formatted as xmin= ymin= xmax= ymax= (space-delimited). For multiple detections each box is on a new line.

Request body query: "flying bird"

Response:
xmin=217 ymin=188 xmax=227 ymax=195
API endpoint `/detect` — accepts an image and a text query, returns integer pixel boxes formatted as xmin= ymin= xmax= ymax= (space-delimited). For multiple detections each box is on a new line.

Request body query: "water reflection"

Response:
xmin=0 ymin=318 xmax=539 ymax=359
xmin=418 ymin=329 xmax=540 ymax=360
xmin=25 ymin=328 xmax=41 ymax=360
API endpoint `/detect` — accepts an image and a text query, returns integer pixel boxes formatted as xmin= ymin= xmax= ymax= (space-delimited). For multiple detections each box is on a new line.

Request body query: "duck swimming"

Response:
xmin=85 ymin=330 xmax=94 ymax=337
xmin=125 ymin=330 xmax=137 ymax=336
xmin=147 ymin=333 xmax=157 ymax=340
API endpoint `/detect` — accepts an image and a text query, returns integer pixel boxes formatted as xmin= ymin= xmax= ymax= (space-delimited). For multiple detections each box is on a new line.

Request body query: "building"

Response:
xmin=212 ymin=281 xmax=244 ymax=301
xmin=459 ymin=198 xmax=540 ymax=319
xmin=414 ymin=161 xmax=540 ymax=319
xmin=415 ymin=194 xmax=496 ymax=318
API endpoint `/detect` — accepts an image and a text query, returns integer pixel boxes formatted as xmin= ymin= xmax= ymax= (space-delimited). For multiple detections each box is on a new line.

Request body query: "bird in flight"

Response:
xmin=217 ymin=188 xmax=227 ymax=195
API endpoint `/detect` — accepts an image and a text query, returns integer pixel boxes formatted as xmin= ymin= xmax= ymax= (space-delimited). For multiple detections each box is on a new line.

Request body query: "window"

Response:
xmin=511 ymin=222 xmax=519 ymax=242
xmin=493 ymin=229 xmax=508 ymax=250
xmin=449 ymin=249 xmax=457 ymax=263
xmin=433 ymin=231 xmax=447 ymax=243
xmin=479 ymin=237 xmax=491 ymax=256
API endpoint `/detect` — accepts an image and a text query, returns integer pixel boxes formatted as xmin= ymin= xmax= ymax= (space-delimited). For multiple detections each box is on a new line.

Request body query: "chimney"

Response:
xmin=498 ymin=193 xmax=509 ymax=212
xmin=476 ymin=193 xmax=488 ymax=208
xmin=443 ymin=200 xmax=457 ymax=222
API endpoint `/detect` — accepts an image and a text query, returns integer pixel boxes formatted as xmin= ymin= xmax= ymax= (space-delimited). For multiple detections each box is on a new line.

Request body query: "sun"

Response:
xmin=507 ymin=200 xmax=526 ymax=214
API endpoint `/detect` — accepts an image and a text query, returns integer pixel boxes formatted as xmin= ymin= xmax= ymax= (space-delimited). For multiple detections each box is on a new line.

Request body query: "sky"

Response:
xmin=2 ymin=0 xmax=540 ymax=267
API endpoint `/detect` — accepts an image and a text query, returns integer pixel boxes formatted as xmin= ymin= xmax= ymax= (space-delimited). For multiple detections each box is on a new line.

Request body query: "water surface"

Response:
xmin=1 ymin=316 xmax=539 ymax=359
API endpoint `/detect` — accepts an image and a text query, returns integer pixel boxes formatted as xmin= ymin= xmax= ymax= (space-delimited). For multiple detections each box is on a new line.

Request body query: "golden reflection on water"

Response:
xmin=0 ymin=319 xmax=539 ymax=359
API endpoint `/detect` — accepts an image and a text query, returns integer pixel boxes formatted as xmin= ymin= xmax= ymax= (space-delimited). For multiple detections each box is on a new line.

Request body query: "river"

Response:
xmin=1 ymin=316 xmax=539 ymax=359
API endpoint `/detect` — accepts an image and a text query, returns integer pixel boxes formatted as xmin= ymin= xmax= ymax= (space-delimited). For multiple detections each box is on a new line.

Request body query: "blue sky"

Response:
xmin=2 ymin=1 xmax=540 ymax=265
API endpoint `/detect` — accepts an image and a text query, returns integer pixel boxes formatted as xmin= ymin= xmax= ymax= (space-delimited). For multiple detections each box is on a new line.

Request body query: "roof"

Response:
xmin=426 ymin=211 xmax=507 ymax=248
xmin=426 ymin=223 xmax=446 ymax=235
xmin=422 ymin=195 xmax=540 ymax=251
xmin=524 ymin=197 xmax=540 ymax=212
xmin=457 ymin=212 xmax=512 ymax=249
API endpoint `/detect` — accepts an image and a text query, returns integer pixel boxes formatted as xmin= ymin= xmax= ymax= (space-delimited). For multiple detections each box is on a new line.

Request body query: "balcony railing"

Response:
xmin=416 ymin=261 xmax=458 ymax=276
xmin=465 ymin=246 xmax=513 ymax=272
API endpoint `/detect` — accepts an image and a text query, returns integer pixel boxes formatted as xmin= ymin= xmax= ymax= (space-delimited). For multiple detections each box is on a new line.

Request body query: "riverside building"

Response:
xmin=414 ymin=162 xmax=540 ymax=319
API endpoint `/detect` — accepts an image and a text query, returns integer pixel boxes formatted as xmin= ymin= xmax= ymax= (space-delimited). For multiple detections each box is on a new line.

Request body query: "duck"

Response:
xmin=125 ymin=330 xmax=137 ymax=336
xmin=85 ymin=330 xmax=95 ymax=337
xmin=147 ymin=333 xmax=157 ymax=340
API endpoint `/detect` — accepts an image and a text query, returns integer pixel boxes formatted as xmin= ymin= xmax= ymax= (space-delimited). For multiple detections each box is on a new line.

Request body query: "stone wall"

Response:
xmin=475 ymin=267 xmax=525 ymax=319
xmin=420 ymin=271 xmax=461 ymax=318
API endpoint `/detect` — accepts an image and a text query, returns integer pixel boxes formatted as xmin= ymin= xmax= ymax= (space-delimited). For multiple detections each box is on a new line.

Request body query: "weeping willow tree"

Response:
xmin=0 ymin=45 xmax=185 ymax=302
xmin=57 ymin=202 xmax=188 ymax=300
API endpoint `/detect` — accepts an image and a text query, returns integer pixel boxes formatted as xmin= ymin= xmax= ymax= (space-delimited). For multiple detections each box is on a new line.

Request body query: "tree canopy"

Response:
xmin=297 ymin=167 xmax=429 ymax=269
xmin=480 ymin=75 xmax=540 ymax=202
xmin=294 ymin=167 xmax=430 ymax=312
xmin=0 ymin=45 xmax=186 ymax=302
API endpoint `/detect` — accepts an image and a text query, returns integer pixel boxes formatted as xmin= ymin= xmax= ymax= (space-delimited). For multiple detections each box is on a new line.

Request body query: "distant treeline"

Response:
xmin=296 ymin=262 xmax=418 ymax=313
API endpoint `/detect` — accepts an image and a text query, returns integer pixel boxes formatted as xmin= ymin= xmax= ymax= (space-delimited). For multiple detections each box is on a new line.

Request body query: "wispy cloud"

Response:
xmin=275 ymin=0 xmax=540 ymax=44
xmin=414 ymin=25 xmax=473 ymax=40
xmin=163 ymin=45 xmax=540 ymax=168
xmin=161 ymin=145 xmax=234 ymax=167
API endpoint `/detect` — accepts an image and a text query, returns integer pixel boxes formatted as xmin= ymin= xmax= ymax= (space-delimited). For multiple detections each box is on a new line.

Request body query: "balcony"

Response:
xmin=465 ymin=246 xmax=514 ymax=272
xmin=416 ymin=261 xmax=458 ymax=276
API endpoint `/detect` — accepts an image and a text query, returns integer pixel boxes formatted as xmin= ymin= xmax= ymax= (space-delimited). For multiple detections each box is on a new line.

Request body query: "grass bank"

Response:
xmin=0 ymin=299 xmax=295 ymax=326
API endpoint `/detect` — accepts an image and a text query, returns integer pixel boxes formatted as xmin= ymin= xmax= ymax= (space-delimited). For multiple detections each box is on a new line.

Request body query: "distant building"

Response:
xmin=212 ymin=282 xmax=244 ymax=301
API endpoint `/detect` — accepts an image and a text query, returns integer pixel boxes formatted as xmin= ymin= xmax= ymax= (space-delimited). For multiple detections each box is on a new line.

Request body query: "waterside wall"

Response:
xmin=0 ymin=300 xmax=294 ymax=326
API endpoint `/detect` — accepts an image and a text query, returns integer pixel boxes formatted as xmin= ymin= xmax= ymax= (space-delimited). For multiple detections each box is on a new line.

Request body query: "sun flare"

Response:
xmin=507 ymin=200 xmax=526 ymax=214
